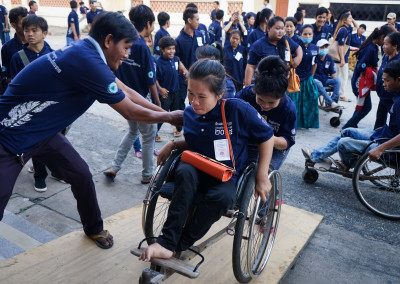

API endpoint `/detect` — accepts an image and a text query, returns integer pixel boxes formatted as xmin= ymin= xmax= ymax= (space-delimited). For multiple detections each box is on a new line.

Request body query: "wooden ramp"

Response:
xmin=0 ymin=204 xmax=323 ymax=284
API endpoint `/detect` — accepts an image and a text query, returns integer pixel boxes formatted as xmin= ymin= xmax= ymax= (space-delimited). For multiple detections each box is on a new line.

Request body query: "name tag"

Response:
xmin=325 ymin=61 xmax=330 ymax=68
xmin=285 ymin=49 xmax=290 ymax=62
xmin=235 ymin=52 xmax=243 ymax=61
xmin=175 ymin=61 xmax=179 ymax=70
xmin=243 ymin=30 xmax=248 ymax=36
xmin=312 ymin=56 xmax=316 ymax=65
xmin=197 ymin=37 xmax=203 ymax=47
xmin=214 ymin=139 xmax=230 ymax=161
xmin=311 ymin=50 xmax=318 ymax=56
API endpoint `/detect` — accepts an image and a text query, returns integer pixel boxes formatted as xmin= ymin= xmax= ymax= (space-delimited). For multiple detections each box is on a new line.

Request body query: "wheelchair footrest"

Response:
xmin=131 ymin=248 xmax=200 ymax=279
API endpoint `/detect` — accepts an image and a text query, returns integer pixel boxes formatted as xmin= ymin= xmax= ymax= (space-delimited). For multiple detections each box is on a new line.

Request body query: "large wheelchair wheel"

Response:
xmin=232 ymin=168 xmax=282 ymax=283
xmin=142 ymin=150 xmax=182 ymax=243
xmin=352 ymin=150 xmax=400 ymax=220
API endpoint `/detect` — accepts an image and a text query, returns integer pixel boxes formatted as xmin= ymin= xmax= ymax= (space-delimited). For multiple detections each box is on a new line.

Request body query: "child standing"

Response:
xmin=153 ymin=12 xmax=170 ymax=57
xmin=223 ymin=30 xmax=246 ymax=92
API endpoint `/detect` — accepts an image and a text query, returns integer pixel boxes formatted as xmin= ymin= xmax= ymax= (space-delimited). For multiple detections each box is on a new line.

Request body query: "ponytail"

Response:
xmin=354 ymin=25 xmax=392 ymax=58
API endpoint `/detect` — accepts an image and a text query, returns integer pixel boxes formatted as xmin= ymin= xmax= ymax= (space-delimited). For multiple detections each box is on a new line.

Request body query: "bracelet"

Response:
xmin=171 ymin=139 xmax=177 ymax=150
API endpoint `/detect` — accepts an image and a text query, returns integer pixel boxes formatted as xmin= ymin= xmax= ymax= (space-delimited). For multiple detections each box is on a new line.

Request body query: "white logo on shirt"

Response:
xmin=0 ymin=101 xmax=58 ymax=128
xmin=148 ymin=71 xmax=154 ymax=78
xmin=107 ymin=82 xmax=118 ymax=94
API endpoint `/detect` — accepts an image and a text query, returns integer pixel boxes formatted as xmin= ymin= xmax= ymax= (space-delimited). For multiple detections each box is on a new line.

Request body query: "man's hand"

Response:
xmin=255 ymin=175 xmax=271 ymax=203
xmin=368 ymin=146 xmax=384 ymax=161
xmin=169 ymin=110 xmax=184 ymax=126
xmin=157 ymin=142 xmax=174 ymax=165
xmin=74 ymin=35 xmax=79 ymax=41
xmin=159 ymin=87 xmax=169 ymax=98
xmin=340 ymin=59 xmax=345 ymax=67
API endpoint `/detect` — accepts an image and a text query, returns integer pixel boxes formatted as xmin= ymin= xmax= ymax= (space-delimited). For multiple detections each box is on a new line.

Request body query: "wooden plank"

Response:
xmin=0 ymin=204 xmax=323 ymax=284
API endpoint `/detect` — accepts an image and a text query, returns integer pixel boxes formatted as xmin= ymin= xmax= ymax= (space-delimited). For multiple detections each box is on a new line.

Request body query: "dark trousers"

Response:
xmin=374 ymin=99 xmax=393 ymax=130
xmin=157 ymin=91 xmax=176 ymax=131
xmin=170 ymin=84 xmax=187 ymax=132
xmin=0 ymin=133 xmax=103 ymax=235
xmin=343 ymin=93 xmax=372 ymax=129
xmin=157 ymin=162 xmax=236 ymax=252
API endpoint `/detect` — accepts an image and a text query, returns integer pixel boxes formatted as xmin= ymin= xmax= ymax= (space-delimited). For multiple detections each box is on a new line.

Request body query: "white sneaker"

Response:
xmin=314 ymin=158 xmax=332 ymax=171
xmin=329 ymin=102 xmax=340 ymax=109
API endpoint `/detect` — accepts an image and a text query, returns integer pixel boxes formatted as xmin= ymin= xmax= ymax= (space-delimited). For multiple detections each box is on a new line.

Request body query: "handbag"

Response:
xmin=285 ymin=39 xmax=300 ymax=93
xmin=328 ymin=27 xmax=349 ymax=62
xmin=181 ymin=99 xmax=236 ymax=182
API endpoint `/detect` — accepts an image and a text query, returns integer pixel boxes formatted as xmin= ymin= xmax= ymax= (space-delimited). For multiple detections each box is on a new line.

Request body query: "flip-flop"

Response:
xmin=89 ymin=230 xmax=114 ymax=249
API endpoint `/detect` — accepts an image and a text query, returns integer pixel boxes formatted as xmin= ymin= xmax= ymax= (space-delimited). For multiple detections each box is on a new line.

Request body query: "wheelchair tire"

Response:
xmin=330 ymin=117 xmax=340 ymax=127
xmin=142 ymin=151 xmax=181 ymax=243
xmin=302 ymin=168 xmax=319 ymax=184
xmin=352 ymin=151 xmax=400 ymax=220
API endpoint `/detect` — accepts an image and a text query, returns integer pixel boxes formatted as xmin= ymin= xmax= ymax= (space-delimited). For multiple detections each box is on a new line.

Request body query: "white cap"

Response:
xmin=387 ymin=12 xmax=396 ymax=20
xmin=316 ymin=39 xmax=330 ymax=47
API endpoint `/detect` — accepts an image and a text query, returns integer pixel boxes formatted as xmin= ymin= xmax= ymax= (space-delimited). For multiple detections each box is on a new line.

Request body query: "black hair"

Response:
xmin=183 ymin=7 xmax=198 ymax=24
xmin=214 ymin=1 xmax=219 ymax=5
xmin=268 ymin=16 xmax=286 ymax=60
xmin=301 ymin=24 xmax=313 ymax=35
xmin=28 ymin=1 xmax=36 ymax=8
xmin=216 ymin=9 xmax=224 ymax=20
xmin=294 ymin=11 xmax=303 ymax=22
xmin=355 ymin=25 xmax=392 ymax=58
xmin=296 ymin=6 xmax=305 ymax=13
xmin=246 ymin=12 xmax=255 ymax=21
xmin=383 ymin=59 xmax=400 ymax=79
xmin=129 ymin=5 xmax=155 ymax=33
xmin=189 ymin=59 xmax=226 ymax=97
xmin=285 ymin=16 xmax=297 ymax=27
xmin=158 ymin=36 xmax=176 ymax=49
xmin=254 ymin=8 xmax=273 ymax=29
xmin=22 ymin=15 xmax=48 ymax=32
xmin=157 ymin=11 xmax=170 ymax=27
xmin=254 ymin=56 xmax=289 ymax=99
xmin=386 ymin=32 xmax=400 ymax=52
xmin=196 ymin=43 xmax=224 ymax=64
xmin=230 ymin=30 xmax=242 ymax=39
xmin=315 ymin=6 xmax=328 ymax=18
xmin=327 ymin=7 xmax=335 ymax=25
xmin=9 ymin=7 xmax=28 ymax=24
xmin=70 ymin=1 xmax=78 ymax=9
xmin=359 ymin=24 xmax=367 ymax=30
xmin=186 ymin=3 xmax=197 ymax=9
xmin=89 ymin=12 xmax=138 ymax=44
xmin=79 ymin=1 xmax=84 ymax=5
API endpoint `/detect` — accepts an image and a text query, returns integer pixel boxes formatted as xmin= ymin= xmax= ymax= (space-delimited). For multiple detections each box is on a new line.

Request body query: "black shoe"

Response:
xmin=34 ymin=179 xmax=47 ymax=192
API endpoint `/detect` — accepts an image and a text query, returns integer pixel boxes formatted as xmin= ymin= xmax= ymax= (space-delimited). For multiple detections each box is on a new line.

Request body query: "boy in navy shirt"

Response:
xmin=174 ymin=7 xmax=205 ymax=136
xmin=311 ymin=6 xmax=330 ymax=44
xmin=104 ymin=5 xmax=161 ymax=184
xmin=350 ymin=24 xmax=366 ymax=49
xmin=86 ymin=1 xmax=103 ymax=33
xmin=153 ymin=11 xmax=170 ymax=57
xmin=186 ymin=3 xmax=209 ymax=45
xmin=0 ymin=4 xmax=10 ymax=44
xmin=79 ymin=1 xmax=88 ymax=15
xmin=66 ymin=0 xmax=80 ymax=46
xmin=313 ymin=39 xmax=340 ymax=108
xmin=208 ymin=9 xmax=224 ymax=44
xmin=210 ymin=1 xmax=219 ymax=21
xmin=28 ymin=1 xmax=38 ymax=15
xmin=386 ymin=12 xmax=400 ymax=32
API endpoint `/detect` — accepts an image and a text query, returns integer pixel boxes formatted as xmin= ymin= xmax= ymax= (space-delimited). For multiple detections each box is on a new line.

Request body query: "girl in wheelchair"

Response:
xmin=139 ymin=59 xmax=274 ymax=261
xmin=235 ymin=56 xmax=297 ymax=170
xmin=302 ymin=59 xmax=400 ymax=170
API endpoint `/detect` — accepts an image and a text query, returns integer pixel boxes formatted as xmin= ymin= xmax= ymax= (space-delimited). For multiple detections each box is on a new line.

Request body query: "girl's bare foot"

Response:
xmin=139 ymin=243 xmax=174 ymax=262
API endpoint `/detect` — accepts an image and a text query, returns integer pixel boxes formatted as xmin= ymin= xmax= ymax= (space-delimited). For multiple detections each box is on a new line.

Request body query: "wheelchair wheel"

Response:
xmin=142 ymin=150 xmax=181 ymax=243
xmin=232 ymin=169 xmax=282 ymax=283
xmin=352 ymin=151 xmax=400 ymax=220
xmin=302 ymin=168 xmax=319 ymax=184
xmin=330 ymin=117 xmax=340 ymax=127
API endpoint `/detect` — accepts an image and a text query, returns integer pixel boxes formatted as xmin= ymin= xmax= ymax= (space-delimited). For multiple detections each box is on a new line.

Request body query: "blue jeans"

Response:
xmin=343 ymin=93 xmax=372 ymax=129
xmin=66 ymin=36 xmax=74 ymax=46
xmin=248 ymin=145 xmax=289 ymax=170
xmin=0 ymin=24 xmax=10 ymax=45
xmin=314 ymin=78 xmax=340 ymax=105
xmin=133 ymin=138 xmax=141 ymax=152
xmin=311 ymin=128 xmax=378 ymax=167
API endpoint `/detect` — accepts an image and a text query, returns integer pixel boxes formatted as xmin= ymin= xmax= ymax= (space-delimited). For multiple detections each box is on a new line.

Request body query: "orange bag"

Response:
xmin=285 ymin=39 xmax=300 ymax=93
xmin=180 ymin=99 xmax=236 ymax=182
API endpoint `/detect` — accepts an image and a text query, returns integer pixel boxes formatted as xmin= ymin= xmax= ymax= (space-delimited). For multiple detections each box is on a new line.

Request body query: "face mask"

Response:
xmin=319 ymin=49 xmax=329 ymax=56
xmin=301 ymin=37 xmax=313 ymax=44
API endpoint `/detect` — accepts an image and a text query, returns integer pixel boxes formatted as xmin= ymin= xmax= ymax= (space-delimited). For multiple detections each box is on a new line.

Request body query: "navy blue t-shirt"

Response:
xmin=86 ymin=8 xmax=102 ymax=24
xmin=198 ymin=23 xmax=210 ymax=45
xmin=79 ymin=6 xmax=88 ymax=14
xmin=10 ymin=43 xmax=53 ymax=78
xmin=295 ymin=23 xmax=303 ymax=35
xmin=371 ymin=95 xmax=400 ymax=140
xmin=115 ymin=35 xmax=156 ymax=97
xmin=156 ymin=55 xmax=180 ymax=93
xmin=246 ymin=27 xmax=266 ymax=50
xmin=296 ymin=42 xmax=318 ymax=82
xmin=325 ymin=22 xmax=334 ymax=39
xmin=1 ymin=34 xmax=24 ymax=78
xmin=385 ymin=22 xmax=400 ymax=32
xmin=350 ymin=33 xmax=366 ymax=48
xmin=376 ymin=54 xmax=400 ymax=102
xmin=211 ymin=9 xmax=217 ymax=21
xmin=242 ymin=23 xmax=254 ymax=48
xmin=183 ymin=98 xmax=273 ymax=182
xmin=0 ymin=5 xmax=8 ymax=24
xmin=154 ymin=27 xmax=170 ymax=55
xmin=335 ymin=25 xmax=351 ymax=63
xmin=0 ymin=38 xmax=125 ymax=154
xmin=248 ymin=35 xmax=299 ymax=66
xmin=235 ymin=86 xmax=296 ymax=149
xmin=311 ymin=23 xmax=330 ymax=45
xmin=67 ymin=10 xmax=80 ymax=39
xmin=224 ymin=44 xmax=246 ymax=85
xmin=225 ymin=77 xmax=235 ymax=98
xmin=223 ymin=21 xmax=240 ymax=47
xmin=208 ymin=20 xmax=222 ymax=43
xmin=314 ymin=54 xmax=336 ymax=84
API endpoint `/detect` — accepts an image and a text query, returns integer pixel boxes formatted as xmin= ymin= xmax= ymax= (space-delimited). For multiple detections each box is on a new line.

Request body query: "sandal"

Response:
xmin=156 ymin=135 xmax=162 ymax=142
xmin=173 ymin=128 xmax=182 ymax=137
xmin=154 ymin=148 xmax=160 ymax=156
xmin=135 ymin=151 xmax=142 ymax=159
xmin=103 ymin=169 xmax=116 ymax=182
xmin=332 ymin=159 xmax=347 ymax=170
xmin=339 ymin=97 xmax=352 ymax=102
xmin=88 ymin=230 xmax=114 ymax=249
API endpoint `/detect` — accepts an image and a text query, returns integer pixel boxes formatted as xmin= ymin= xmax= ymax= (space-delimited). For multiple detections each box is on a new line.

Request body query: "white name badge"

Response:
xmin=243 ymin=30 xmax=248 ymax=36
xmin=214 ymin=139 xmax=230 ymax=161
xmin=285 ymin=50 xmax=290 ymax=62
xmin=175 ymin=61 xmax=179 ymax=70
xmin=235 ymin=52 xmax=243 ymax=61
xmin=325 ymin=61 xmax=330 ymax=68
xmin=197 ymin=37 xmax=203 ymax=47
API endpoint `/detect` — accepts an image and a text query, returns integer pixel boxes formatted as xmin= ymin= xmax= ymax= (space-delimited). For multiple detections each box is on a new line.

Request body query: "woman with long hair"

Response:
xmin=246 ymin=8 xmax=273 ymax=50
xmin=326 ymin=7 xmax=335 ymax=38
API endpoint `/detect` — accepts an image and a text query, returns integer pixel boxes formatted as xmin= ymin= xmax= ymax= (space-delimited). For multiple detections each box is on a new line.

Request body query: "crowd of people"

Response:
xmin=0 ymin=0 xmax=400 ymax=261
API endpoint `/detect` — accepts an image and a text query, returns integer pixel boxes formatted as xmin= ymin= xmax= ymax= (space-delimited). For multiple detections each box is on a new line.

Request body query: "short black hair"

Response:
xmin=129 ymin=5 xmax=155 ymax=33
xmin=183 ymin=7 xmax=198 ymax=24
xmin=285 ymin=16 xmax=297 ymax=27
xmin=28 ymin=1 xmax=36 ymax=8
xmin=294 ymin=11 xmax=303 ymax=22
xmin=315 ymin=6 xmax=329 ymax=17
xmin=89 ymin=12 xmax=138 ymax=44
xmin=215 ymin=9 xmax=224 ymax=20
xmin=70 ymin=1 xmax=78 ymax=9
xmin=9 ymin=7 xmax=28 ymax=24
xmin=158 ymin=36 xmax=176 ymax=49
xmin=214 ymin=1 xmax=219 ymax=5
xmin=296 ymin=6 xmax=305 ymax=12
xmin=186 ymin=3 xmax=197 ymax=9
xmin=157 ymin=11 xmax=170 ymax=27
xmin=359 ymin=24 xmax=367 ymax=30
xmin=22 ymin=15 xmax=48 ymax=32
xmin=79 ymin=1 xmax=84 ymax=5
xmin=383 ymin=59 xmax=400 ymax=79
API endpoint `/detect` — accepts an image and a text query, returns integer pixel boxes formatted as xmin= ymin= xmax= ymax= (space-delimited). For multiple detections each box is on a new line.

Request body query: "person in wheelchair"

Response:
xmin=302 ymin=60 xmax=400 ymax=170
xmin=139 ymin=59 xmax=274 ymax=261
xmin=235 ymin=56 xmax=297 ymax=170
xmin=313 ymin=39 xmax=341 ymax=109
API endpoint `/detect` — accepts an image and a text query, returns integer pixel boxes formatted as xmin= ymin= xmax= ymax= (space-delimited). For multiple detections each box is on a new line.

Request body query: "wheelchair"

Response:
xmin=318 ymin=85 xmax=343 ymax=127
xmin=135 ymin=150 xmax=282 ymax=283
xmin=302 ymin=142 xmax=400 ymax=220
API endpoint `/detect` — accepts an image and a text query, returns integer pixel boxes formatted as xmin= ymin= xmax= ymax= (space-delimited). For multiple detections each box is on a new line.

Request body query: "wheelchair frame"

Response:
xmin=132 ymin=150 xmax=283 ymax=283
xmin=318 ymin=85 xmax=343 ymax=127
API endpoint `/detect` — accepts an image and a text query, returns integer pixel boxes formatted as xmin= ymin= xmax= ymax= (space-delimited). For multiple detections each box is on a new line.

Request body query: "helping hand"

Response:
xmin=255 ymin=175 xmax=271 ymax=203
